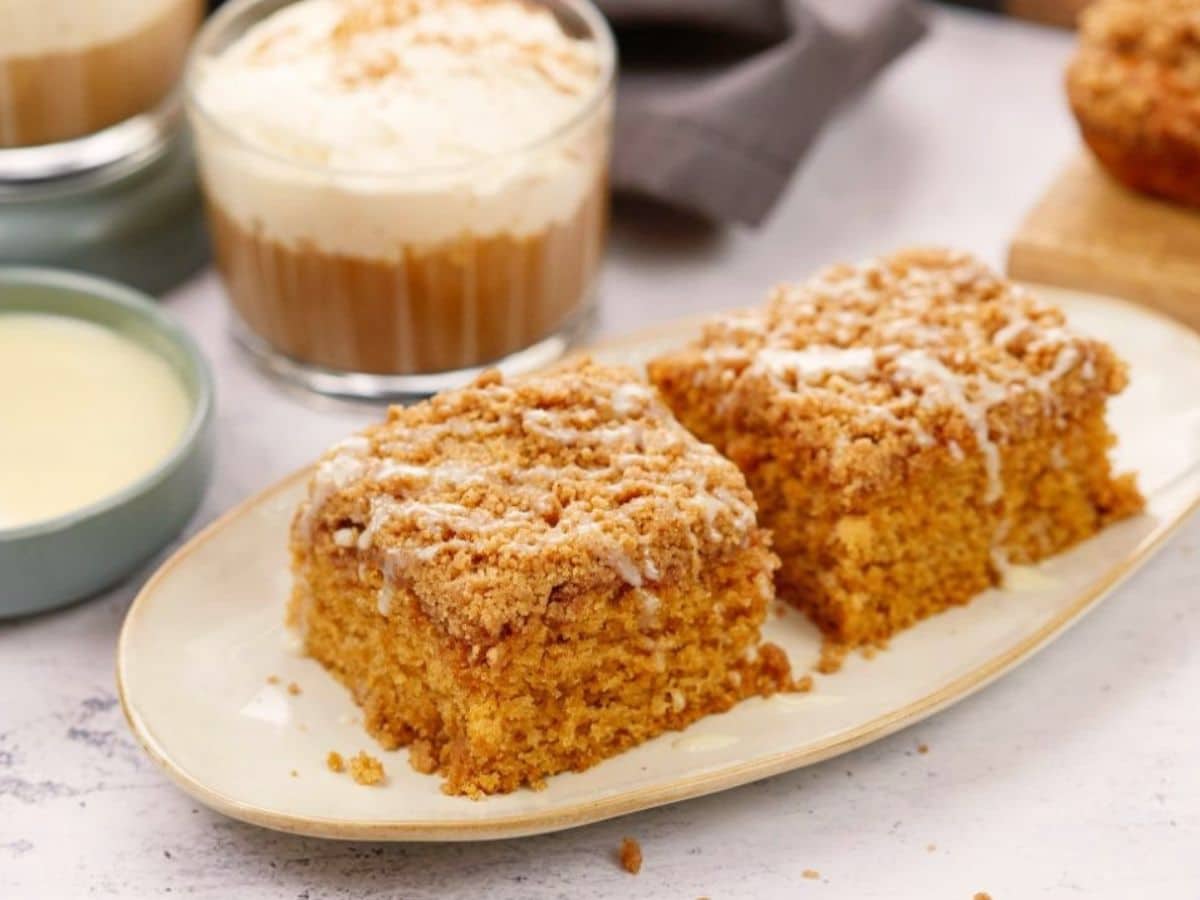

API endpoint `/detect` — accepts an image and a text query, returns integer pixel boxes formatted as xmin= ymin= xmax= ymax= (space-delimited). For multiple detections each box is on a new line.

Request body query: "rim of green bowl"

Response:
xmin=0 ymin=267 xmax=214 ymax=541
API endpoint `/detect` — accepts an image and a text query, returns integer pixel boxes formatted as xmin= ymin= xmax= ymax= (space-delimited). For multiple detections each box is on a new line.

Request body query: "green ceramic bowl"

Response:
xmin=0 ymin=268 xmax=214 ymax=618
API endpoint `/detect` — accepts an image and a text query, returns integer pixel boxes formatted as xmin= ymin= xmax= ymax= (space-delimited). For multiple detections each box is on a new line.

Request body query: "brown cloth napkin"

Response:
xmin=600 ymin=0 xmax=927 ymax=224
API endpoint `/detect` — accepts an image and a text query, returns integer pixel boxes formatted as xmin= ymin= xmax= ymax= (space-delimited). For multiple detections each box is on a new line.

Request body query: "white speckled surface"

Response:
xmin=2 ymin=8 xmax=1197 ymax=898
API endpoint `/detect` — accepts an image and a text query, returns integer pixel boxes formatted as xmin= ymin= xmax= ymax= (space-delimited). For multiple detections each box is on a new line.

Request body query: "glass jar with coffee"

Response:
xmin=186 ymin=0 xmax=615 ymax=399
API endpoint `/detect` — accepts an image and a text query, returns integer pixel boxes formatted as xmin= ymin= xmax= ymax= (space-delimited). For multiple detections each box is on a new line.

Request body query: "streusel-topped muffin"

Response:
xmin=1067 ymin=0 xmax=1200 ymax=206
xmin=290 ymin=359 xmax=793 ymax=796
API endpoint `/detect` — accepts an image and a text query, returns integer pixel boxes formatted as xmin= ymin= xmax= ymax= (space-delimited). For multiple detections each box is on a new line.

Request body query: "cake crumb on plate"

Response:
xmin=802 ymin=869 xmax=820 ymax=879
xmin=266 ymin=675 xmax=280 ymax=685
xmin=409 ymin=739 xmax=438 ymax=775
xmin=817 ymin=640 xmax=848 ymax=675
xmin=326 ymin=751 xmax=345 ymax=773
xmin=349 ymin=751 xmax=385 ymax=786
xmin=619 ymin=837 xmax=642 ymax=874
xmin=974 ymin=893 xmax=992 ymax=900
xmin=286 ymin=681 xmax=301 ymax=696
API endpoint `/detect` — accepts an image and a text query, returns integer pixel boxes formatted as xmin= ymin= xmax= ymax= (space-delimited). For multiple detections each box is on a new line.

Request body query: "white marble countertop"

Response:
xmin=3 ymin=7 xmax=1197 ymax=898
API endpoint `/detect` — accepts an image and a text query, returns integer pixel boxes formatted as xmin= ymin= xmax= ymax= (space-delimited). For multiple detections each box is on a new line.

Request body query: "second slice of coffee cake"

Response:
xmin=648 ymin=248 xmax=1142 ymax=647
xmin=289 ymin=360 xmax=792 ymax=797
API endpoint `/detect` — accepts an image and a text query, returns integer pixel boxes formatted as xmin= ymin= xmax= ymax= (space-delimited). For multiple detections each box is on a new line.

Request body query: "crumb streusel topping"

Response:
xmin=294 ymin=360 xmax=763 ymax=640
xmin=1068 ymin=0 xmax=1200 ymax=142
xmin=1078 ymin=0 xmax=1200 ymax=77
xmin=666 ymin=248 xmax=1126 ymax=501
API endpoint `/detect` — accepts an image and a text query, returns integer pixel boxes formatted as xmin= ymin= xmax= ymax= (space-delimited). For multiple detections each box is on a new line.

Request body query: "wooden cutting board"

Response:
xmin=1007 ymin=153 xmax=1200 ymax=333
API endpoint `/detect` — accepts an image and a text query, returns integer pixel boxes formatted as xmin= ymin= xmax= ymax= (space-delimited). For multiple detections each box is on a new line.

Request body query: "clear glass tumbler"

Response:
xmin=186 ymin=0 xmax=615 ymax=399
xmin=0 ymin=0 xmax=203 ymax=183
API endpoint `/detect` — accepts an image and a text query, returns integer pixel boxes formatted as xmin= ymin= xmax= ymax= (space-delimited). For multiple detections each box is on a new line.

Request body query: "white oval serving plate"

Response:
xmin=118 ymin=286 xmax=1200 ymax=841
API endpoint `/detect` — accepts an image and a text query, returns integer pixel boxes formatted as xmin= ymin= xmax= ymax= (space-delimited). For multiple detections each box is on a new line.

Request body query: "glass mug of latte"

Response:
xmin=0 ymin=0 xmax=203 ymax=178
xmin=186 ymin=0 xmax=615 ymax=398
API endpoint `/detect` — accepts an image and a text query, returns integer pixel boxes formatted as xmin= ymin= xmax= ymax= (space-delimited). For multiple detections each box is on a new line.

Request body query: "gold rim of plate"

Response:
xmin=117 ymin=286 xmax=1200 ymax=841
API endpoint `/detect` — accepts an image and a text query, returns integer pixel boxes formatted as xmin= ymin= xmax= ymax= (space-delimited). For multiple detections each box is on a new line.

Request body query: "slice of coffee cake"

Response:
xmin=649 ymin=248 xmax=1142 ymax=646
xmin=289 ymin=360 xmax=792 ymax=797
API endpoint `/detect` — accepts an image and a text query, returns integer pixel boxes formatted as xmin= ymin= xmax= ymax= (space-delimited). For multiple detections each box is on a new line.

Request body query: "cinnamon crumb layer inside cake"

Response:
xmin=648 ymin=248 xmax=1143 ymax=647
xmin=289 ymin=360 xmax=793 ymax=797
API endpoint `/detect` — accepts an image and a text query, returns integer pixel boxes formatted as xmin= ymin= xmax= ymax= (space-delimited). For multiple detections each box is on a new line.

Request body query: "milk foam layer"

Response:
xmin=191 ymin=0 xmax=611 ymax=254
xmin=0 ymin=0 xmax=189 ymax=56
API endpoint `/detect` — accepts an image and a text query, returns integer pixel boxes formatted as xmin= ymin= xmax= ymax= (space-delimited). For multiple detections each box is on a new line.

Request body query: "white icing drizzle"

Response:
xmin=521 ymin=408 xmax=649 ymax=449
xmin=1030 ymin=344 xmax=1082 ymax=392
xmin=377 ymin=581 xmax=394 ymax=616
xmin=755 ymin=346 xmax=877 ymax=384
xmin=693 ymin=254 xmax=1104 ymax=513
xmin=304 ymin=373 xmax=757 ymax=592
xmin=300 ymin=436 xmax=371 ymax=533
xmin=893 ymin=350 xmax=1004 ymax=503
xmin=611 ymin=382 xmax=654 ymax=416
xmin=992 ymin=318 xmax=1030 ymax=348
xmin=635 ymin=588 xmax=661 ymax=629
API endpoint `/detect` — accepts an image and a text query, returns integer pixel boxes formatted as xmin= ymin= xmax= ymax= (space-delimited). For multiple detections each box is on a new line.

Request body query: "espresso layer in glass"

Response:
xmin=208 ymin=177 xmax=606 ymax=374
xmin=0 ymin=0 xmax=202 ymax=147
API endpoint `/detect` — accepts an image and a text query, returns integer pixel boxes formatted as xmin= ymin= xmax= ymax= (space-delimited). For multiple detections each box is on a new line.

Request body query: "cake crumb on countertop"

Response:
xmin=326 ymin=751 xmax=345 ymax=773
xmin=802 ymin=869 xmax=820 ymax=879
xmin=289 ymin=769 xmax=298 ymax=778
xmin=918 ymin=743 xmax=929 ymax=754
xmin=349 ymin=751 xmax=385 ymax=786
xmin=974 ymin=893 xmax=993 ymax=900
xmin=926 ymin=843 xmax=937 ymax=852
xmin=619 ymin=837 xmax=642 ymax=874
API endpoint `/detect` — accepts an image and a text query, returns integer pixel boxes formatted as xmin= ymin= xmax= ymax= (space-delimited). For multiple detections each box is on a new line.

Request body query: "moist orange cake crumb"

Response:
xmin=348 ymin=751 xmax=385 ymax=786
xmin=289 ymin=360 xmax=793 ymax=797
xmin=648 ymin=248 xmax=1143 ymax=646
xmin=326 ymin=751 xmax=345 ymax=773
xmin=619 ymin=837 xmax=643 ymax=875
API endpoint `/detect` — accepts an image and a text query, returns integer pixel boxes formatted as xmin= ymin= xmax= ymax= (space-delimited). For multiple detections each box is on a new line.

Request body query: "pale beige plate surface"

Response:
xmin=118 ymin=287 xmax=1200 ymax=841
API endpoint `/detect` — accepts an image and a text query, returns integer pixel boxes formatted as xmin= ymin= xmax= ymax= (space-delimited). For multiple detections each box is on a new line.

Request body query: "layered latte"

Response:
xmin=0 ymin=0 xmax=202 ymax=147
xmin=189 ymin=0 xmax=613 ymax=380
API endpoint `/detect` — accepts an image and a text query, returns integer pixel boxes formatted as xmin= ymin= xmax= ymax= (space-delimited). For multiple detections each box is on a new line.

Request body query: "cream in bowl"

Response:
xmin=0 ymin=313 xmax=193 ymax=529
xmin=187 ymin=0 xmax=615 ymax=398
xmin=0 ymin=269 xmax=214 ymax=618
